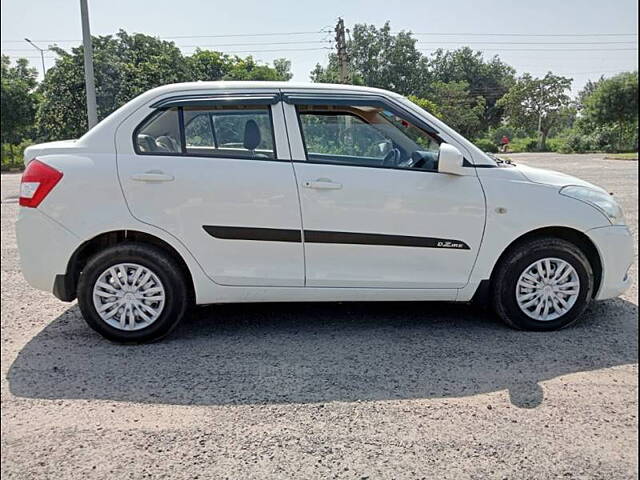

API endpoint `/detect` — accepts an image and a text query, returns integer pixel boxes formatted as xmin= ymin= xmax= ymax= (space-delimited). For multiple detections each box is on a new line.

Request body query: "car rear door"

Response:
xmin=281 ymin=92 xmax=486 ymax=289
xmin=115 ymin=92 xmax=304 ymax=286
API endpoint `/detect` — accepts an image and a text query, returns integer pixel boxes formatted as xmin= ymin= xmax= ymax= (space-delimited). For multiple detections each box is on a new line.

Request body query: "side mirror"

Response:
xmin=438 ymin=143 xmax=468 ymax=175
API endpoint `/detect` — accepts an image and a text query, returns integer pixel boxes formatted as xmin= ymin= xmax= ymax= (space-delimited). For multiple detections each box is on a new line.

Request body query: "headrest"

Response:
xmin=243 ymin=120 xmax=261 ymax=151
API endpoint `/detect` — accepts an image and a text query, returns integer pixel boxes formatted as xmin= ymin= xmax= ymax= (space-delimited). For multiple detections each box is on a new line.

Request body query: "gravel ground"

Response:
xmin=1 ymin=153 xmax=638 ymax=479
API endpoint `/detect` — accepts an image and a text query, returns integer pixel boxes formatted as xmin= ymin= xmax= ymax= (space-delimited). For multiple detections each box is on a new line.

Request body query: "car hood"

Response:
xmin=514 ymin=164 xmax=608 ymax=193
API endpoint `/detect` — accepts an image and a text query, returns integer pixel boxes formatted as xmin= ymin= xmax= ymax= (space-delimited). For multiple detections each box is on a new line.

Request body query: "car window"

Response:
xmin=135 ymin=104 xmax=276 ymax=159
xmin=299 ymin=113 xmax=389 ymax=164
xmin=297 ymin=104 xmax=440 ymax=171
xmin=184 ymin=113 xmax=214 ymax=147
xmin=183 ymin=105 xmax=275 ymax=159
xmin=135 ymin=108 xmax=182 ymax=154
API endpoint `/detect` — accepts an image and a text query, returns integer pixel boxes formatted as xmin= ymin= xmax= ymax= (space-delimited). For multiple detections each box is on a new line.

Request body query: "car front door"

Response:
xmin=282 ymin=93 xmax=486 ymax=289
xmin=116 ymin=93 xmax=304 ymax=286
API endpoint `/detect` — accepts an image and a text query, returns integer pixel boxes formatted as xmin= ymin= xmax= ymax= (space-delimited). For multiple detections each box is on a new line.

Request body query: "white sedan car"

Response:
xmin=16 ymin=82 xmax=633 ymax=342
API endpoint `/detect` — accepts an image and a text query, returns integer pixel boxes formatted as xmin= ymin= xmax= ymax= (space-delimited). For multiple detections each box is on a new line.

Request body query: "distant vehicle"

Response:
xmin=16 ymin=82 xmax=633 ymax=342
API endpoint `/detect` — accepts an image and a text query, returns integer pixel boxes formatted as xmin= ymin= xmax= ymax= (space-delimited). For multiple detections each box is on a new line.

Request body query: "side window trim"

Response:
xmin=151 ymin=93 xmax=281 ymax=109
xmin=208 ymin=113 xmax=218 ymax=149
xmin=178 ymin=107 xmax=186 ymax=154
xmin=282 ymin=93 xmax=440 ymax=137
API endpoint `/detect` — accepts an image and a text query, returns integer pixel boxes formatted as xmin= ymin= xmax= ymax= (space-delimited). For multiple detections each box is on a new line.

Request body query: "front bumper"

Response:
xmin=587 ymin=225 xmax=635 ymax=300
xmin=16 ymin=207 xmax=79 ymax=297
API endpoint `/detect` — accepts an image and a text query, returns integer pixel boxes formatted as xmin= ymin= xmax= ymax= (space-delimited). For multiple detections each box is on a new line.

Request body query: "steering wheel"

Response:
xmin=382 ymin=148 xmax=402 ymax=167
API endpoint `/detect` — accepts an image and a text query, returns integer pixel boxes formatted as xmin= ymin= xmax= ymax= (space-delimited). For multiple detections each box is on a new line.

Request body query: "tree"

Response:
xmin=497 ymin=72 xmax=572 ymax=149
xmin=186 ymin=50 xmax=292 ymax=82
xmin=427 ymin=81 xmax=486 ymax=139
xmin=273 ymin=58 xmax=293 ymax=81
xmin=406 ymin=95 xmax=442 ymax=119
xmin=36 ymin=30 xmax=293 ymax=141
xmin=577 ymin=76 xmax=606 ymax=109
xmin=1 ymin=55 xmax=39 ymax=145
xmin=581 ymin=71 xmax=638 ymax=151
xmin=37 ymin=31 xmax=189 ymax=140
xmin=311 ymin=22 xmax=429 ymax=94
xmin=426 ymin=47 xmax=515 ymax=127
xmin=310 ymin=24 xmax=514 ymax=135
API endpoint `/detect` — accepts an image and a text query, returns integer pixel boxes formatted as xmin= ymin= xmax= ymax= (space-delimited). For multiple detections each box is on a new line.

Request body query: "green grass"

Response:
xmin=604 ymin=152 xmax=638 ymax=160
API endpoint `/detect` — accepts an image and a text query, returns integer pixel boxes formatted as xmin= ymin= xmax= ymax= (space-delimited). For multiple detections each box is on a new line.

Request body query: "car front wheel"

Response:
xmin=77 ymin=243 xmax=188 ymax=343
xmin=492 ymin=237 xmax=594 ymax=331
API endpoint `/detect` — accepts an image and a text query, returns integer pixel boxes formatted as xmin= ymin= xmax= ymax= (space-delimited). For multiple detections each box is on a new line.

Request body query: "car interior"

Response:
xmin=297 ymin=104 xmax=441 ymax=171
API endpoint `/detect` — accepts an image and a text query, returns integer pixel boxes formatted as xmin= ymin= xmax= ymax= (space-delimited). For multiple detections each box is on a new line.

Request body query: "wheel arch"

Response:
xmin=59 ymin=230 xmax=196 ymax=302
xmin=488 ymin=226 xmax=603 ymax=299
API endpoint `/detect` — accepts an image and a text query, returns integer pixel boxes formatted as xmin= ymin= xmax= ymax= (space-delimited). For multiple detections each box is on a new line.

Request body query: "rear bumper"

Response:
xmin=16 ymin=207 xmax=79 ymax=299
xmin=587 ymin=225 xmax=634 ymax=300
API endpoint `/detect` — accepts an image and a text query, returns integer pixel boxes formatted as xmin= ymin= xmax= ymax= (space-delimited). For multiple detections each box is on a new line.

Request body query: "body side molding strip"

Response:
xmin=203 ymin=226 xmax=470 ymax=250
xmin=203 ymin=225 xmax=301 ymax=243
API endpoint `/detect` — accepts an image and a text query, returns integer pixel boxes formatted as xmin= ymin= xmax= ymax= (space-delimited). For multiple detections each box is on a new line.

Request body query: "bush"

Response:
xmin=567 ymin=121 xmax=638 ymax=153
xmin=1 ymin=139 xmax=33 ymax=171
xmin=555 ymin=131 xmax=593 ymax=153
xmin=473 ymin=138 xmax=499 ymax=153
xmin=485 ymin=125 xmax=529 ymax=145
xmin=545 ymin=137 xmax=565 ymax=152
xmin=508 ymin=137 xmax=539 ymax=153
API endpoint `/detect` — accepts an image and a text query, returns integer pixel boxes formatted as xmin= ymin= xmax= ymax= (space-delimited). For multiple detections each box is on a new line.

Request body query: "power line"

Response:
xmin=416 ymin=41 xmax=637 ymax=45
xmin=0 ymin=30 xmax=331 ymax=43
xmin=171 ymin=40 xmax=331 ymax=48
xmin=410 ymin=32 xmax=638 ymax=37
xmin=2 ymin=40 xmax=333 ymax=52
xmin=10 ymin=40 xmax=639 ymax=53
xmin=159 ymin=30 xmax=331 ymax=39
xmin=184 ymin=47 xmax=332 ymax=54
xmin=3 ymin=29 xmax=637 ymax=44
xmin=419 ymin=47 xmax=638 ymax=52
xmin=4 ymin=44 xmax=637 ymax=59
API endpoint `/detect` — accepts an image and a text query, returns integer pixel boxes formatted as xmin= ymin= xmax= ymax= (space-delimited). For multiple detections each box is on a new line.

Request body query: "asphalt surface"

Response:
xmin=1 ymin=153 xmax=638 ymax=479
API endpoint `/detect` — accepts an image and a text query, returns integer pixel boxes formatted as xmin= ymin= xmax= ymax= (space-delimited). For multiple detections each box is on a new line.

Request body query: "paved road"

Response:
xmin=1 ymin=154 xmax=638 ymax=479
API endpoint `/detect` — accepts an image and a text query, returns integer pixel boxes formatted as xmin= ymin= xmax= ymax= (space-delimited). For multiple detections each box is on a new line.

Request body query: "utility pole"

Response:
xmin=334 ymin=17 xmax=349 ymax=84
xmin=537 ymin=85 xmax=545 ymax=150
xmin=80 ymin=0 xmax=98 ymax=129
xmin=24 ymin=38 xmax=46 ymax=78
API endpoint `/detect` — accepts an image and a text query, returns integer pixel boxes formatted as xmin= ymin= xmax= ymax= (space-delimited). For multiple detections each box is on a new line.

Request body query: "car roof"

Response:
xmin=143 ymin=81 xmax=402 ymax=97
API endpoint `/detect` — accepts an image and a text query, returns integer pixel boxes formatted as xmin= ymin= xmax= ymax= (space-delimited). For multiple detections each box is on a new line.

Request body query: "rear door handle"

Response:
xmin=303 ymin=179 xmax=342 ymax=190
xmin=131 ymin=172 xmax=175 ymax=183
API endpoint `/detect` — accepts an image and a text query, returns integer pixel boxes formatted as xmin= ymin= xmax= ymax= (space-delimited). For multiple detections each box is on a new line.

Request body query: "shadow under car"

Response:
xmin=7 ymin=298 xmax=638 ymax=409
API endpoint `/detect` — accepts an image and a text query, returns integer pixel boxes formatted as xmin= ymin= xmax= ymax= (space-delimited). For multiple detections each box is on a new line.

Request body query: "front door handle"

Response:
xmin=131 ymin=171 xmax=175 ymax=183
xmin=303 ymin=179 xmax=342 ymax=190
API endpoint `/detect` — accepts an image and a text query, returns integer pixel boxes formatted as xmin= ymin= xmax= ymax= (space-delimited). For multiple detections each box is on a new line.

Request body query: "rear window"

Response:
xmin=134 ymin=104 xmax=276 ymax=160
xmin=135 ymin=108 xmax=182 ymax=154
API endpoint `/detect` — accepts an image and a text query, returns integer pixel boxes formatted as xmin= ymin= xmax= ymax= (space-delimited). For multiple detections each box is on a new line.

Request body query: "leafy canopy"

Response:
xmin=310 ymin=23 xmax=514 ymax=138
xmin=582 ymin=71 xmax=638 ymax=126
xmin=497 ymin=72 xmax=573 ymax=148
xmin=1 ymin=55 xmax=39 ymax=145
xmin=36 ymin=30 xmax=292 ymax=140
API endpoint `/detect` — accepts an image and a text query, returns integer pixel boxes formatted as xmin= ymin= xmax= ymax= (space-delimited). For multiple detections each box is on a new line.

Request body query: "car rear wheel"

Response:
xmin=77 ymin=243 xmax=188 ymax=343
xmin=492 ymin=237 xmax=594 ymax=331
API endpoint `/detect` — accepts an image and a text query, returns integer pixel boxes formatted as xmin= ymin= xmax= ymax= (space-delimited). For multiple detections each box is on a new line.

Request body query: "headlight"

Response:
xmin=560 ymin=185 xmax=626 ymax=225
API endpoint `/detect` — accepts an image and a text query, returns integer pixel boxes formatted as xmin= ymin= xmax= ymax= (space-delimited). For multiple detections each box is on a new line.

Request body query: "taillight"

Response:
xmin=19 ymin=159 xmax=63 ymax=208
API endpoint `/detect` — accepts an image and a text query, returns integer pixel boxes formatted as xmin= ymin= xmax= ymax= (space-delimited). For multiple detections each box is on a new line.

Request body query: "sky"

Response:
xmin=1 ymin=0 xmax=638 ymax=95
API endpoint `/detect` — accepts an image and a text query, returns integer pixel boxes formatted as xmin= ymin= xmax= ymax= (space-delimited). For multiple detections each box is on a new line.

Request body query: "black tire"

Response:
xmin=77 ymin=242 xmax=189 ymax=343
xmin=492 ymin=237 xmax=594 ymax=331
